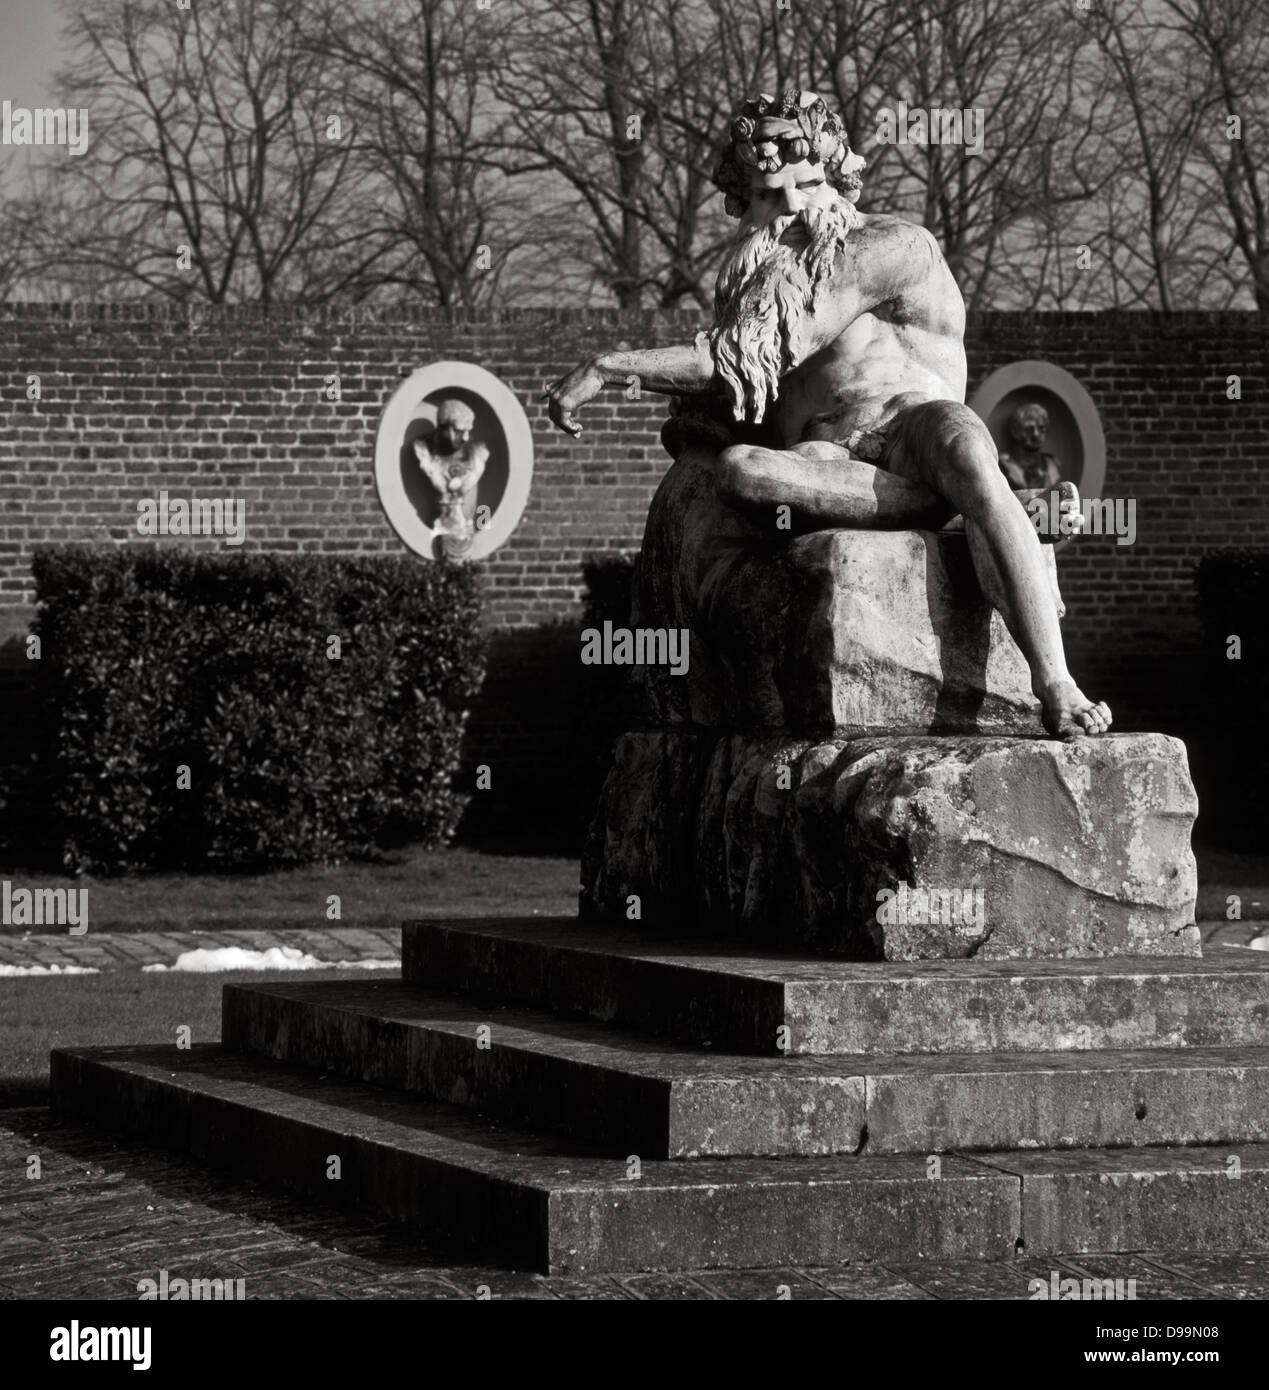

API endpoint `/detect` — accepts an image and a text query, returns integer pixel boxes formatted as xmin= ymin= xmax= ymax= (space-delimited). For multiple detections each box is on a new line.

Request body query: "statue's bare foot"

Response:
xmin=1038 ymin=679 xmax=1113 ymax=739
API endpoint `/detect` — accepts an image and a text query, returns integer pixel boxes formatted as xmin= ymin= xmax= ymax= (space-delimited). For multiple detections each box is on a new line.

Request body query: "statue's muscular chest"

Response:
xmin=776 ymin=235 xmax=968 ymax=443
xmin=775 ymin=310 xmax=930 ymax=442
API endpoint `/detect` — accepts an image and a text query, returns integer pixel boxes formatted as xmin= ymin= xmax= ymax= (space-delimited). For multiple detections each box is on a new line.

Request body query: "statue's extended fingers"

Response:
xmin=546 ymin=393 xmax=580 ymax=437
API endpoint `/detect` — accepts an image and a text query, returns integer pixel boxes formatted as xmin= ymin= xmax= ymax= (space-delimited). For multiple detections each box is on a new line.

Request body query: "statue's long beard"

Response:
xmin=711 ymin=199 xmax=859 ymax=424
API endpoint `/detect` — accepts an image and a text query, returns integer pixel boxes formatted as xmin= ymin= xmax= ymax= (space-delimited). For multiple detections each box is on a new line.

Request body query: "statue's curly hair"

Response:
xmin=713 ymin=89 xmax=865 ymax=217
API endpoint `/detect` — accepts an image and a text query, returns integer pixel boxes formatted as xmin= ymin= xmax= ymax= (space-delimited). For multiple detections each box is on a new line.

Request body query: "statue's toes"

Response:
xmin=1076 ymin=702 xmax=1111 ymax=736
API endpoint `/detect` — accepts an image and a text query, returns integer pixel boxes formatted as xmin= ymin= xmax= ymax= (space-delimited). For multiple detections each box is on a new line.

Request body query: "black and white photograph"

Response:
xmin=0 ymin=0 xmax=1266 ymax=1355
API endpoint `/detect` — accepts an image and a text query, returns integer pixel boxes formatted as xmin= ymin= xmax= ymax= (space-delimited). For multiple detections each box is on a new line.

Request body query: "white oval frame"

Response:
xmin=374 ymin=360 xmax=534 ymax=561
xmin=969 ymin=359 xmax=1106 ymax=499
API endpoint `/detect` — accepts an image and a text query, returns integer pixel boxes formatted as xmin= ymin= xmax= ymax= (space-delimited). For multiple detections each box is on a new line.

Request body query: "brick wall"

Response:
xmin=1 ymin=304 xmax=1265 ymax=840
xmin=0 ymin=302 xmax=691 ymax=621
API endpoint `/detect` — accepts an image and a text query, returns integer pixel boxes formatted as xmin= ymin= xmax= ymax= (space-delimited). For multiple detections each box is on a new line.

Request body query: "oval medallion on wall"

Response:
xmin=374 ymin=360 xmax=533 ymax=562
xmin=969 ymin=360 xmax=1106 ymax=500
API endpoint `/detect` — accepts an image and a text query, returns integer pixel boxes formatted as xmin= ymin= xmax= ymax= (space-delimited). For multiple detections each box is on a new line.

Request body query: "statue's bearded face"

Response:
xmin=741 ymin=147 xmax=839 ymax=228
xmin=710 ymin=157 xmax=860 ymax=425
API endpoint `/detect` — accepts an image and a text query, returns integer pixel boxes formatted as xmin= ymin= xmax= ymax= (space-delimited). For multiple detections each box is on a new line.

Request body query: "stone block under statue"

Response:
xmin=634 ymin=447 xmax=1051 ymax=735
xmin=580 ymin=729 xmax=1200 ymax=961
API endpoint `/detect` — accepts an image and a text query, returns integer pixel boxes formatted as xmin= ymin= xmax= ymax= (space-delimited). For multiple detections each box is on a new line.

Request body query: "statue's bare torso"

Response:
xmin=771 ymin=214 xmax=969 ymax=450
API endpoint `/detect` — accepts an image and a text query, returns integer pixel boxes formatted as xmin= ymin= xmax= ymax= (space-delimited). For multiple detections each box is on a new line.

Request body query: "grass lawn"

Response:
xmin=0 ymin=967 xmax=398 ymax=1106
xmin=0 ymin=845 xmax=579 ymax=934
xmin=1 ymin=843 xmax=1256 ymax=931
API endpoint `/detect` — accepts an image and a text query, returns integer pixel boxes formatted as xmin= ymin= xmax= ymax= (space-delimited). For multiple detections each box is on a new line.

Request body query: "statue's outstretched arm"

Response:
xmin=545 ymin=336 xmax=715 ymax=438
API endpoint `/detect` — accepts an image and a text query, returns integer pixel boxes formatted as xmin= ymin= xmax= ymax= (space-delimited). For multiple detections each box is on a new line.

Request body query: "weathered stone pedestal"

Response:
xmin=583 ymin=448 xmax=1201 ymax=961
xmin=634 ymin=450 xmax=1054 ymax=736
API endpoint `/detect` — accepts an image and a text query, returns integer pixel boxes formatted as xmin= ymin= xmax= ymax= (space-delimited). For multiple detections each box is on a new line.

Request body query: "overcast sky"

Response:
xmin=0 ymin=0 xmax=75 ymax=189
xmin=0 ymin=0 xmax=64 ymax=107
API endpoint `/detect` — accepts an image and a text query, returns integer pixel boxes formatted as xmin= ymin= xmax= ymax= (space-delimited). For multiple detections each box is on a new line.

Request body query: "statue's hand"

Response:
xmin=544 ymin=360 xmax=605 ymax=438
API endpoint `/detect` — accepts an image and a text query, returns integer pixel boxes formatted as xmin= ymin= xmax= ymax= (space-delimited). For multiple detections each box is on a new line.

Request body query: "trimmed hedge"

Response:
xmin=30 ymin=549 xmax=486 ymax=872
xmin=581 ymin=553 xmax=637 ymax=631
xmin=1194 ymin=550 xmax=1269 ymax=849
xmin=459 ymin=554 xmax=641 ymax=853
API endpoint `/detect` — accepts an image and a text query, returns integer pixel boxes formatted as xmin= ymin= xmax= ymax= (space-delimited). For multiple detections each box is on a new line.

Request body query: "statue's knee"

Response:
xmin=920 ymin=400 xmax=990 ymax=449
xmin=943 ymin=445 xmax=1006 ymax=507
xmin=921 ymin=403 xmax=1000 ymax=490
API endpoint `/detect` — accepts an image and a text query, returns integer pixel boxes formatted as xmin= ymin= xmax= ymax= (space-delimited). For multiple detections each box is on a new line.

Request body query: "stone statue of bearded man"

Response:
xmin=545 ymin=88 xmax=1109 ymax=739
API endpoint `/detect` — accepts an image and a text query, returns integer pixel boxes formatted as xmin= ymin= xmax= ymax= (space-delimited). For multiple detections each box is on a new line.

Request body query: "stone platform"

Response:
xmin=50 ymin=916 xmax=1269 ymax=1274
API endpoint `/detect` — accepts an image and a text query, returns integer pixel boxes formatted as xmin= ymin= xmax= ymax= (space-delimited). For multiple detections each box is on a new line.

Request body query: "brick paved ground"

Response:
xmin=0 ymin=926 xmax=401 ymax=973
xmin=0 ymin=918 xmax=1262 ymax=975
xmin=2 ymin=1111 xmax=1268 ymax=1301
xmin=1203 ymin=921 xmax=1269 ymax=948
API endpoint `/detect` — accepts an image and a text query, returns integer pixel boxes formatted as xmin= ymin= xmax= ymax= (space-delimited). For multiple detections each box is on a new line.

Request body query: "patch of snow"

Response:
xmin=142 ymin=945 xmax=400 ymax=973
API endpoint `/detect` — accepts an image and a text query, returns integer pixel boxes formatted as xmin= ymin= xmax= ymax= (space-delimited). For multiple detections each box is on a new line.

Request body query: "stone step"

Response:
xmin=49 ymin=1045 xmax=1269 ymax=1272
xmin=402 ymin=917 xmax=1269 ymax=1056
xmin=54 ymin=1045 xmax=1267 ymax=1273
xmin=223 ymin=979 xmax=1269 ymax=1158
xmin=48 ymin=1044 xmax=1015 ymax=1272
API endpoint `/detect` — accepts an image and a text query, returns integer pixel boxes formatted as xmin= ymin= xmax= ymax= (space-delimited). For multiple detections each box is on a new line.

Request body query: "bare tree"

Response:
xmin=779 ymin=0 xmax=1118 ymax=308
xmin=1080 ymin=0 xmax=1214 ymax=309
xmin=489 ymin=0 xmax=786 ymax=309
xmin=14 ymin=0 xmax=1261 ymax=311
xmin=619 ymin=0 xmax=787 ymax=308
xmin=1160 ymin=0 xmax=1269 ymax=308
xmin=0 ymin=150 xmax=114 ymax=301
xmin=491 ymin=0 xmax=661 ymax=309
xmin=303 ymin=0 xmax=549 ymax=307
xmin=42 ymin=0 xmax=354 ymax=304
xmin=0 ymin=156 xmax=38 ymax=300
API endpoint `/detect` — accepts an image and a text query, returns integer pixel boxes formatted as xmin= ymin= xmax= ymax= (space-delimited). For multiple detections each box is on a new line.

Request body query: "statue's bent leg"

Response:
xmin=717 ymin=441 xmax=954 ymax=530
xmin=891 ymin=401 xmax=1112 ymax=739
